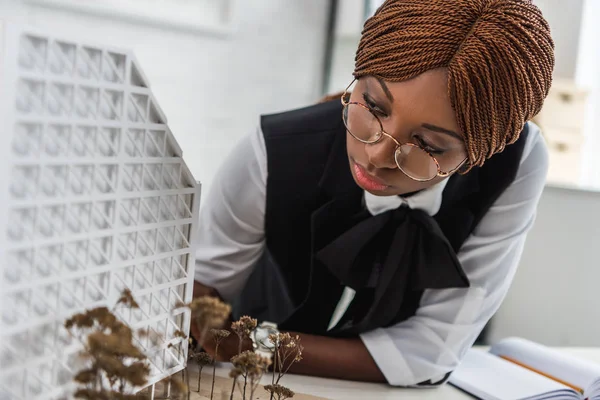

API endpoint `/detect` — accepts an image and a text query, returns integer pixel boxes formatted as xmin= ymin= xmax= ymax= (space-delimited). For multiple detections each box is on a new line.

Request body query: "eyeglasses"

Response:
xmin=340 ymin=79 xmax=467 ymax=182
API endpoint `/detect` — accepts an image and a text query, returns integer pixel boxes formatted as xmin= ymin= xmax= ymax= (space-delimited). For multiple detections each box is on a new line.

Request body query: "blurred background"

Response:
xmin=0 ymin=0 xmax=598 ymax=348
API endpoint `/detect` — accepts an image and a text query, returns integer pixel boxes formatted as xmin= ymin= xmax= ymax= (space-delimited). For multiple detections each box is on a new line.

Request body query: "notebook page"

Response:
xmin=490 ymin=338 xmax=600 ymax=395
xmin=449 ymin=349 xmax=580 ymax=400
xmin=586 ymin=378 xmax=600 ymax=400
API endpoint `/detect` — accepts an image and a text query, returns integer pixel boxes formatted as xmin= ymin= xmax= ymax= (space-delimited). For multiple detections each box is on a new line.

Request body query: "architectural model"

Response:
xmin=0 ymin=21 xmax=200 ymax=399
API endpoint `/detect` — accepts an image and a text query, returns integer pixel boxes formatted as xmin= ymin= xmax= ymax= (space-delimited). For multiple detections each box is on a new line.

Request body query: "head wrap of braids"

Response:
xmin=353 ymin=0 xmax=555 ymax=169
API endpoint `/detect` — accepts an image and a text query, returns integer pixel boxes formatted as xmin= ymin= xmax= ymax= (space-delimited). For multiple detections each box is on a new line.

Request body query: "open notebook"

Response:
xmin=449 ymin=337 xmax=600 ymax=400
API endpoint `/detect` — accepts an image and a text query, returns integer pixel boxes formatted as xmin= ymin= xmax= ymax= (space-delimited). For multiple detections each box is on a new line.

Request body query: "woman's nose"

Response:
xmin=364 ymin=136 xmax=398 ymax=169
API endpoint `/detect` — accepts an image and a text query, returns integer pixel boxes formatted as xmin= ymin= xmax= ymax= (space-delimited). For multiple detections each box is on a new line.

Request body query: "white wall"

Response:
xmin=488 ymin=184 xmax=600 ymax=346
xmin=575 ymin=0 xmax=600 ymax=190
xmin=494 ymin=0 xmax=600 ymax=339
xmin=534 ymin=0 xmax=584 ymax=80
xmin=534 ymin=0 xmax=600 ymax=190
xmin=326 ymin=0 xmax=366 ymax=94
xmin=0 ymin=0 xmax=329 ymax=195
xmin=328 ymin=1 xmax=587 ymax=86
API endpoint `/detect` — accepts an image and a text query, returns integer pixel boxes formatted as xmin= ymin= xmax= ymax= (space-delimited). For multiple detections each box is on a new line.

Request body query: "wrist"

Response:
xmin=250 ymin=321 xmax=279 ymax=361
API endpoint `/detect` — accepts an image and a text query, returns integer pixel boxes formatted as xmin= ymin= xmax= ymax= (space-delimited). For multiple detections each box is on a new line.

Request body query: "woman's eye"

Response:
xmin=415 ymin=136 xmax=444 ymax=154
xmin=362 ymin=94 xmax=387 ymax=117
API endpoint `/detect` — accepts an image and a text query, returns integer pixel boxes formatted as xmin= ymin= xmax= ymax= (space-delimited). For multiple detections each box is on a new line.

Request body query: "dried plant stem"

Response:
xmin=272 ymin=350 xmax=277 ymax=384
xmin=209 ymin=329 xmax=231 ymax=400
xmin=249 ymin=375 xmax=262 ymax=400
xmin=197 ymin=323 xmax=210 ymax=349
xmin=94 ymin=368 xmax=101 ymax=391
xmin=229 ymin=335 xmax=244 ymax=400
xmin=210 ymin=341 xmax=220 ymax=400
xmin=228 ymin=377 xmax=237 ymax=400
xmin=237 ymin=337 xmax=243 ymax=356
xmin=232 ymin=371 xmax=249 ymax=400
xmin=173 ymin=341 xmax=191 ymax=400
xmin=186 ymin=368 xmax=191 ymax=400
xmin=266 ymin=333 xmax=303 ymax=400
xmin=269 ymin=351 xmax=278 ymax=400
xmin=276 ymin=352 xmax=295 ymax=384
xmin=234 ymin=378 xmax=247 ymax=400
xmin=197 ymin=365 xmax=204 ymax=392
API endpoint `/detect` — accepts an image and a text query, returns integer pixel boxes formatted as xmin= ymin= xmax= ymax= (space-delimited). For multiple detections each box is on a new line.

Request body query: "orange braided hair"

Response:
xmin=353 ymin=0 xmax=555 ymax=168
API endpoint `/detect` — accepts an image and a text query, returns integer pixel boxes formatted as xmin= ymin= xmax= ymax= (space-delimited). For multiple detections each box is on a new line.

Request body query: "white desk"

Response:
xmin=200 ymin=347 xmax=600 ymax=399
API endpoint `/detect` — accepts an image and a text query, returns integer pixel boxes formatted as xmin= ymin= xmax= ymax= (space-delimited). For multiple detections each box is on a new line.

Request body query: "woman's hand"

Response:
xmin=189 ymin=280 xmax=240 ymax=357
xmin=189 ymin=281 xmax=214 ymax=345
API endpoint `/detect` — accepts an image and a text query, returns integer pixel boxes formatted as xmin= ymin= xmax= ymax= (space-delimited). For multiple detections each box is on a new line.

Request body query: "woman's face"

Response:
xmin=346 ymin=68 xmax=468 ymax=196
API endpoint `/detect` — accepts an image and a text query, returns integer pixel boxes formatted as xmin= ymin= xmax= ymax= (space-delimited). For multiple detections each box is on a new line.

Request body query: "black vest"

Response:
xmin=233 ymin=100 xmax=528 ymax=338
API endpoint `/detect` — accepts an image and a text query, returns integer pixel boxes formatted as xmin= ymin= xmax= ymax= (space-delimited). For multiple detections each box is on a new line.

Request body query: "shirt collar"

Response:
xmin=364 ymin=178 xmax=449 ymax=217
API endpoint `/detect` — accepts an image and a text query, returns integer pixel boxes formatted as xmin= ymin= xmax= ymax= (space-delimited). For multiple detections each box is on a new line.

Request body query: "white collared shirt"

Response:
xmin=326 ymin=178 xmax=449 ymax=332
xmin=194 ymin=121 xmax=548 ymax=386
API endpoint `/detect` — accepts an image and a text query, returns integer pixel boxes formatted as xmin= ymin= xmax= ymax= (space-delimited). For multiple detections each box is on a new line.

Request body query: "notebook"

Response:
xmin=449 ymin=337 xmax=600 ymax=400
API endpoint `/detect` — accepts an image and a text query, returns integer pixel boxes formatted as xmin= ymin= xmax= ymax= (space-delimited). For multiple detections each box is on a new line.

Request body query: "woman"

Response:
xmin=192 ymin=0 xmax=554 ymax=387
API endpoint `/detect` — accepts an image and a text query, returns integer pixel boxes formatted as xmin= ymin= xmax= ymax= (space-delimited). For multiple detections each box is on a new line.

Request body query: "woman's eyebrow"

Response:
xmin=374 ymin=77 xmax=394 ymax=102
xmin=369 ymin=78 xmax=463 ymax=141
xmin=421 ymin=123 xmax=463 ymax=140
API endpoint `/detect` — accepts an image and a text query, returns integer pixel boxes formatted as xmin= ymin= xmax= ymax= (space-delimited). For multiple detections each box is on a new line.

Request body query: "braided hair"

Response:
xmin=353 ymin=0 xmax=555 ymax=169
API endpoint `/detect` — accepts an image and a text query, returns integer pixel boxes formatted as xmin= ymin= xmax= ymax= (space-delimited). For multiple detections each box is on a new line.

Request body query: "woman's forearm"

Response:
xmin=285 ymin=331 xmax=387 ymax=383
xmin=192 ymin=281 xmax=387 ymax=383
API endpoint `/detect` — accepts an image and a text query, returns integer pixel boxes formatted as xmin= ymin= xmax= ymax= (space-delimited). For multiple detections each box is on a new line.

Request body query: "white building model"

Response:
xmin=0 ymin=22 xmax=200 ymax=399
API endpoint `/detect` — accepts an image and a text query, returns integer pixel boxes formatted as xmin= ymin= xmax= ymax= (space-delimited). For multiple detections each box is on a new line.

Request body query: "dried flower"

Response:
xmin=230 ymin=350 xmax=271 ymax=399
xmin=269 ymin=333 xmax=304 ymax=391
xmin=67 ymin=290 xmax=155 ymax=399
xmin=73 ymin=388 xmax=107 ymax=399
xmin=192 ymin=351 xmax=213 ymax=366
xmin=116 ymin=289 xmax=140 ymax=309
xmin=187 ymin=350 xmax=212 ymax=393
xmin=174 ymin=300 xmax=186 ymax=309
xmin=264 ymin=384 xmax=295 ymax=400
xmin=173 ymin=297 xmax=230 ymax=400
xmin=73 ymin=369 xmax=96 ymax=385
xmin=268 ymin=333 xmax=279 ymax=347
xmin=231 ymin=315 xmax=257 ymax=360
xmin=228 ymin=316 xmax=257 ymax=400
xmin=228 ymin=366 xmax=244 ymax=380
xmin=231 ymin=316 xmax=257 ymax=338
xmin=65 ymin=306 xmax=117 ymax=332
xmin=188 ymin=296 xmax=231 ymax=330
xmin=230 ymin=351 xmax=271 ymax=373
xmin=174 ymin=329 xmax=187 ymax=339
xmin=211 ymin=328 xmax=231 ymax=341
xmin=180 ymin=296 xmax=231 ymax=355
xmin=168 ymin=375 xmax=188 ymax=400
xmin=87 ymin=331 xmax=146 ymax=360
xmin=209 ymin=329 xmax=231 ymax=399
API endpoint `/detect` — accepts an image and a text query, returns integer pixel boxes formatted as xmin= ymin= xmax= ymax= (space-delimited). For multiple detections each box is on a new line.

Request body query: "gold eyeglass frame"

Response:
xmin=340 ymin=78 xmax=468 ymax=182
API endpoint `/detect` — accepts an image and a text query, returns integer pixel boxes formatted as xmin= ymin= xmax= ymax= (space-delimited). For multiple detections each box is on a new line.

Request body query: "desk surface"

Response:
xmin=201 ymin=347 xmax=600 ymax=400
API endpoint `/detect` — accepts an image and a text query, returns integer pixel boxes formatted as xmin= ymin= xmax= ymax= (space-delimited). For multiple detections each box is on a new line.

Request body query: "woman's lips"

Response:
xmin=352 ymin=162 xmax=390 ymax=191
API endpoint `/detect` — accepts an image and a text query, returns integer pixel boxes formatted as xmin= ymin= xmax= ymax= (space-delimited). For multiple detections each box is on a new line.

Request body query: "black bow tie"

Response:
xmin=315 ymin=204 xmax=470 ymax=334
